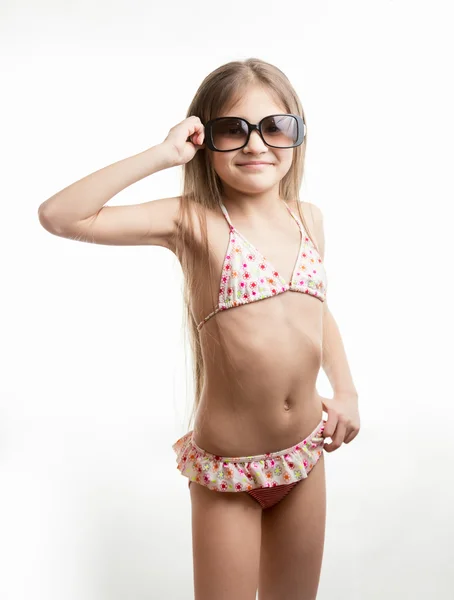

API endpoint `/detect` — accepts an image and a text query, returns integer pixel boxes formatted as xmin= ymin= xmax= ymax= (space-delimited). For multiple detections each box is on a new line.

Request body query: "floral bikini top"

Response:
xmin=197 ymin=199 xmax=328 ymax=331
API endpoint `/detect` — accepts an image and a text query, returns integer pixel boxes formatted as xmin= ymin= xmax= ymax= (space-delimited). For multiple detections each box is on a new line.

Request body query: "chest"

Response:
xmin=214 ymin=216 xmax=309 ymax=287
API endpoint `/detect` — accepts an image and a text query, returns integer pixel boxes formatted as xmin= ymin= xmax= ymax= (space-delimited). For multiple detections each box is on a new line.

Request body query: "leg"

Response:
xmin=189 ymin=480 xmax=263 ymax=600
xmin=258 ymin=452 xmax=326 ymax=600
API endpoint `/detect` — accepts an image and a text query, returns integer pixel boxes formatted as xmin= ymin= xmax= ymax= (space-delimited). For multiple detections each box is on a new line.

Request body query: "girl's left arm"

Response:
xmin=308 ymin=201 xmax=358 ymax=397
xmin=321 ymin=303 xmax=358 ymax=399
xmin=309 ymin=202 xmax=360 ymax=448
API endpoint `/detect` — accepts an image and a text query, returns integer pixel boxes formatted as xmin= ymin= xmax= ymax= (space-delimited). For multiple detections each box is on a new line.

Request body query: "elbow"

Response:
xmin=38 ymin=206 xmax=63 ymax=235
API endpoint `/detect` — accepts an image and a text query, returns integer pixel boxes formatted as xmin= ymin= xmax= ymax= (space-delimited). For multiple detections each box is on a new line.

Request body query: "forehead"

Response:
xmin=219 ymin=84 xmax=287 ymax=121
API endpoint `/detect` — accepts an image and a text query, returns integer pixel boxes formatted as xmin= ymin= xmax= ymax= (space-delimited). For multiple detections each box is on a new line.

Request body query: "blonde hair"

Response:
xmin=174 ymin=57 xmax=318 ymax=433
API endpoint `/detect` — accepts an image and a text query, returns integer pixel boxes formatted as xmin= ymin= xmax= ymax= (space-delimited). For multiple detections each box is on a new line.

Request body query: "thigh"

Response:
xmin=190 ymin=481 xmax=263 ymax=600
xmin=258 ymin=452 xmax=327 ymax=600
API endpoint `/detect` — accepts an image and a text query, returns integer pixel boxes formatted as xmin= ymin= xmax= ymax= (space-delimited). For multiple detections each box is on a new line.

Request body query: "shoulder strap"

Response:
xmin=282 ymin=200 xmax=304 ymax=234
xmin=218 ymin=199 xmax=234 ymax=229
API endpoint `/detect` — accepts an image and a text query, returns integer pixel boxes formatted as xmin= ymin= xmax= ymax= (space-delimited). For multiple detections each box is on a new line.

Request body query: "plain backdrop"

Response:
xmin=1 ymin=1 xmax=453 ymax=598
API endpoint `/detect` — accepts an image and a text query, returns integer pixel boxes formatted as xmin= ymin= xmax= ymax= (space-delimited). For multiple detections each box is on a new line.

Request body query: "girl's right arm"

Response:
xmin=37 ymin=116 xmax=205 ymax=251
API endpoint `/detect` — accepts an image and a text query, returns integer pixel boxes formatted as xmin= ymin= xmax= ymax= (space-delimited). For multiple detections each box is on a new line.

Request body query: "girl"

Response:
xmin=38 ymin=58 xmax=360 ymax=600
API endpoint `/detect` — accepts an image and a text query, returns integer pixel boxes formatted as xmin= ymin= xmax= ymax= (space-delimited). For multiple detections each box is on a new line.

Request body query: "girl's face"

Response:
xmin=209 ymin=85 xmax=294 ymax=196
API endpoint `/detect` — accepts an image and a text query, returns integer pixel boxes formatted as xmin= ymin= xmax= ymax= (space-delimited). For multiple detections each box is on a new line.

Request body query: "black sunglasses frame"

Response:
xmin=203 ymin=114 xmax=305 ymax=152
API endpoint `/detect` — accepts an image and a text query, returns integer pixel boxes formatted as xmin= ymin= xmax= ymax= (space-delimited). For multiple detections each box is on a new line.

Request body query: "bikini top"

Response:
xmin=197 ymin=199 xmax=328 ymax=331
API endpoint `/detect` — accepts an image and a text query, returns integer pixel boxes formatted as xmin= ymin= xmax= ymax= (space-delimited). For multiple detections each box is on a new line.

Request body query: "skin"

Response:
xmin=192 ymin=85 xmax=325 ymax=456
xmin=189 ymin=84 xmax=327 ymax=599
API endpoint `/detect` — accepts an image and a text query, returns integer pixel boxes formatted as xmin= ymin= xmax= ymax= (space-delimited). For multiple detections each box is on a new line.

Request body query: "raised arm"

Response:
xmin=37 ymin=116 xmax=206 ymax=251
xmin=38 ymin=144 xmax=180 ymax=250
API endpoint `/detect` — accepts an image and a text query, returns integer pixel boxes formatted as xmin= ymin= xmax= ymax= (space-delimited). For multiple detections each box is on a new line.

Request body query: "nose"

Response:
xmin=243 ymin=129 xmax=268 ymax=154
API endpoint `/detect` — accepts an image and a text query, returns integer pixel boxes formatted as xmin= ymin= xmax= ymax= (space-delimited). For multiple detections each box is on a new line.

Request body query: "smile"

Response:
xmin=237 ymin=163 xmax=273 ymax=168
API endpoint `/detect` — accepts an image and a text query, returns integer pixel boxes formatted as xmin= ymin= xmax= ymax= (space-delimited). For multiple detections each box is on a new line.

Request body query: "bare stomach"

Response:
xmin=193 ymin=293 xmax=326 ymax=456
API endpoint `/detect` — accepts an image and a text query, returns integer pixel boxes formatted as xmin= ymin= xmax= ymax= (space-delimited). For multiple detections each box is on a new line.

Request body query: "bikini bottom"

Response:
xmin=172 ymin=415 xmax=326 ymax=510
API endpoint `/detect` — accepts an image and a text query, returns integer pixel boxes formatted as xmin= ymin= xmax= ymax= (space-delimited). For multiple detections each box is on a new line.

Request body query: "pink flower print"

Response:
xmin=224 ymin=264 xmax=231 ymax=272
xmin=313 ymin=270 xmax=317 ymax=274
xmin=250 ymin=281 xmax=257 ymax=289
xmin=222 ymin=276 xmax=228 ymax=283
xmin=243 ymin=271 xmax=251 ymax=280
xmin=219 ymin=286 xmax=224 ymax=294
xmin=235 ymin=482 xmax=243 ymax=491
xmin=226 ymin=254 xmax=231 ymax=260
xmin=273 ymin=271 xmax=279 ymax=277
xmin=227 ymin=287 xmax=233 ymax=295
xmin=299 ymin=280 xmax=304 ymax=285
xmin=259 ymin=278 xmax=265 ymax=284
xmin=252 ymin=291 xmax=257 ymax=296
xmin=243 ymin=293 xmax=249 ymax=299
xmin=240 ymin=281 xmax=245 ymax=288
xmin=272 ymin=288 xmax=277 ymax=294
xmin=225 ymin=466 xmax=234 ymax=478
xmin=247 ymin=254 xmax=255 ymax=261
xmin=259 ymin=263 xmax=266 ymax=270
xmin=318 ymin=258 xmax=322 ymax=263
xmin=242 ymin=263 xmax=248 ymax=268
xmin=220 ymin=481 xmax=228 ymax=491
xmin=301 ymin=252 xmax=307 ymax=258
xmin=281 ymin=286 xmax=286 ymax=292
xmin=303 ymin=460 xmax=308 ymax=468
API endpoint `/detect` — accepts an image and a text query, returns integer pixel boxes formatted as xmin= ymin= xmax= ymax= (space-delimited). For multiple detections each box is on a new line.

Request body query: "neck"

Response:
xmin=220 ymin=183 xmax=285 ymax=218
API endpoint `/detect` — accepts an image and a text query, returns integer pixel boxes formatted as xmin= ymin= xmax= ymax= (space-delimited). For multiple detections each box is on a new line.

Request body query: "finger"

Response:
xmin=187 ymin=116 xmax=204 ymax=136
xmin=344 ymin=427 xmax=359 ymax=444
xmin=324 ymin=421 xmax=347 ymax=452
xmin=192 ymin=130 xmax=205 ymax=147
xmin=322 ymin=413 xmax=338 ymax=440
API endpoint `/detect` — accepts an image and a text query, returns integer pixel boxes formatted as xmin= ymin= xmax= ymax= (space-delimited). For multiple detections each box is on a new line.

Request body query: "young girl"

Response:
xmin=38 ymin=58 xmax=360 ymax=600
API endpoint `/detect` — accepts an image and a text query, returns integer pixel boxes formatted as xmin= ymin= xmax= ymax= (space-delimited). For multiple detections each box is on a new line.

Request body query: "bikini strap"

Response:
xmin=282 ymin=200 xmax=304 ymax=234
xmin=218 ymin=199 xmax=234 ymax=229
xmin=220 ymin=197 xmax=303 ymax=233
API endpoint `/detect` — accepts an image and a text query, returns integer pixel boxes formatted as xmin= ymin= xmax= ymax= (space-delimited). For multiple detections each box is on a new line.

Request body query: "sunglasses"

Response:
xmin=203 ymin=114 xmax=305 ymax=152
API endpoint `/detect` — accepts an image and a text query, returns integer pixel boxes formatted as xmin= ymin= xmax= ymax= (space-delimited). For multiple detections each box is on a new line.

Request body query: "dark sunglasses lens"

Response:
xmin=211 ymin=118 xmax=248 ymax=150
xmin=261 ymin=115 xmax=299 ymax=147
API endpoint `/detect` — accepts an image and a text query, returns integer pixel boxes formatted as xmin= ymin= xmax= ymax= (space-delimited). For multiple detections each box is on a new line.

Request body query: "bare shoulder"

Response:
xmin=300 ymin=201 xmax=325 ymax=261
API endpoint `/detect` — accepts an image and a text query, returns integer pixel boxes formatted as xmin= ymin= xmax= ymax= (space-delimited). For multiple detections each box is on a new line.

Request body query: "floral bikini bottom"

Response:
xmin=172 ymin=416 xmax=326 ymax=510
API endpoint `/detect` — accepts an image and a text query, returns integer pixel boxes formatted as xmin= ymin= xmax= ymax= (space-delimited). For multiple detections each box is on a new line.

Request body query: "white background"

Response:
xmin=1 ymin=1 xmax=453 ymax=598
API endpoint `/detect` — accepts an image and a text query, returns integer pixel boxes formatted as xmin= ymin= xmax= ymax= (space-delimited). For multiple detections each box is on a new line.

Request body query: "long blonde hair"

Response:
xmin=174 ymin=58 xmax=319 ymax=433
